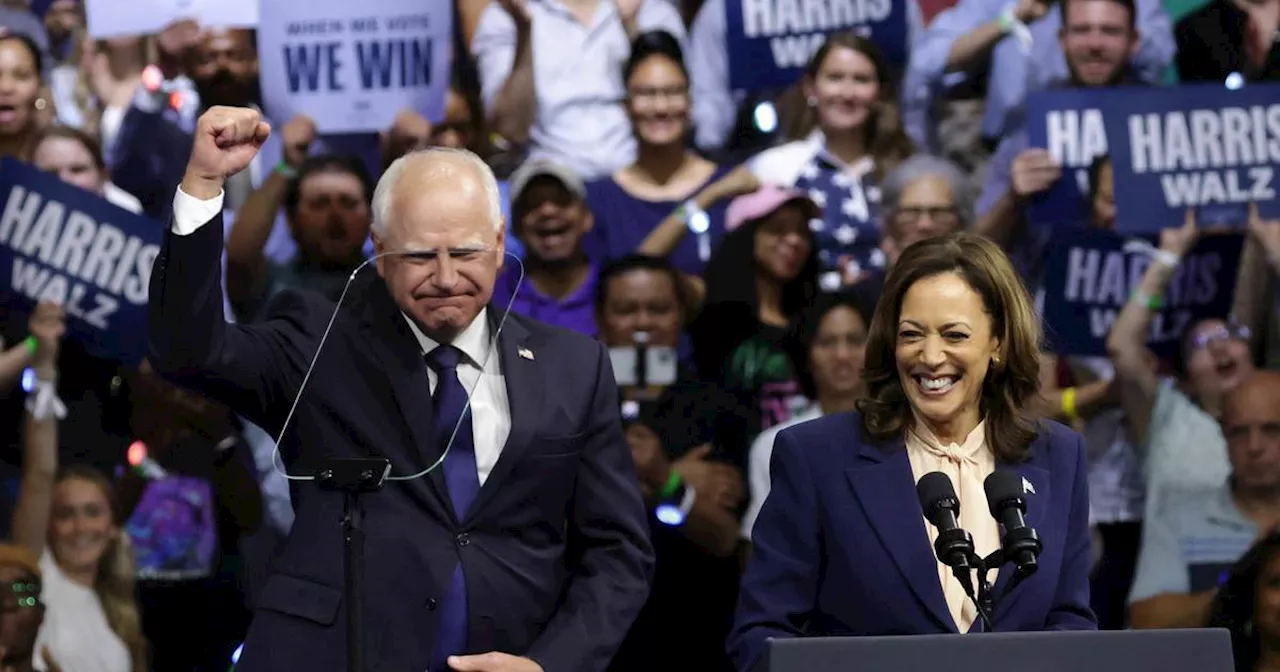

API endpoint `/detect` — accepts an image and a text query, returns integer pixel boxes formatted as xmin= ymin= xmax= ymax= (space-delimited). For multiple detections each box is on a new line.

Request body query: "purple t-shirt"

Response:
xmin=584 ymin=165 xmax=733 ymax=276
xmin=491 ymin=264 xmax=599 ymax=338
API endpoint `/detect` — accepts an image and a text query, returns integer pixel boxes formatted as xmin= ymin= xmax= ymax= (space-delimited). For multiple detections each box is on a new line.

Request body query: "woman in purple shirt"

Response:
xmin=584 ymin=31 xmax=730 ymax=278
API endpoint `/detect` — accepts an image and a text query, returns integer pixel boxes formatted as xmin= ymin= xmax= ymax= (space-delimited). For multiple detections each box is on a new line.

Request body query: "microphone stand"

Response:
xmin=935 ymin=529 xmax=995 ymax=633
xmin=317 ymin=457 xmax=391 ymax=672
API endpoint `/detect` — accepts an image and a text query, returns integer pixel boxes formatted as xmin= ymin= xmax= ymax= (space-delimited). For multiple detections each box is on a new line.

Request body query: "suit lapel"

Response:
xmin=846 ymin=439 xmax=957 ymax=632
xmin=464 ymin=315 xmax=542 ymax=523
xmin=356 ymin=277 xmax=454 ymax=522
xmin=990 ymin=437 xmax=1052 ymax=625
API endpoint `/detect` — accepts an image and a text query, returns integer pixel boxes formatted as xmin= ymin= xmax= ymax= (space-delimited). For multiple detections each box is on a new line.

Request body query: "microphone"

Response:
xmin=916 ymin=472 xmax=978 ymax=596
xmin=984 ymin=471 xmax=1042 ymax=580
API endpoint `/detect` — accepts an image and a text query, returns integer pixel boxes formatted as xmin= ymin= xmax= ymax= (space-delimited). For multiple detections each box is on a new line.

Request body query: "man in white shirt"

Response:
xmin=147 ymin=106 xmax=654 ymax=672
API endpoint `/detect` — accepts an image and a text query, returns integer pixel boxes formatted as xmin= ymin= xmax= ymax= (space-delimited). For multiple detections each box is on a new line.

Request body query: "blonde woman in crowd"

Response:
xmin=11 ymin=302 xmax=147 ymax=672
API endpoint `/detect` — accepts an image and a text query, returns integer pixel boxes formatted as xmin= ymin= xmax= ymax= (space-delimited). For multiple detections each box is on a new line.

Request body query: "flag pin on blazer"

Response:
xmin=518 ymin=347 xmax=534 ymax=360
xmin=1023 ymin=477 xmax=1035 ymax=495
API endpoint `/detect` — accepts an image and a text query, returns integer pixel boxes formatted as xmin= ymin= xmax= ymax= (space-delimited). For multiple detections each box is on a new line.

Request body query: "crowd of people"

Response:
xmin=1 ymin=0 xmax=1279 ymax=668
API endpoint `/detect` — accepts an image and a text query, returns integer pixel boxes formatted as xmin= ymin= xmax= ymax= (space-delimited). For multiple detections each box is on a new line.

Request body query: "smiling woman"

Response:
xmin=857 ymin=231 xmax=1043 ymax=462
xmin=729 ymin=232 xmax=1097 ymax=668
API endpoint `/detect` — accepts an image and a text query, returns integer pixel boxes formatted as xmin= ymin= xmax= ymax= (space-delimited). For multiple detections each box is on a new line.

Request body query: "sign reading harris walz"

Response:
xmin=1105 ymin=82 xmax=1280 ymax=230
xmin=1040 ymin=226 xmax=1242 ymax=357
xmin=723 ymin=0 xmax=908 ymax=91
xmin=0 ymin=158 xmax=160 ymax=364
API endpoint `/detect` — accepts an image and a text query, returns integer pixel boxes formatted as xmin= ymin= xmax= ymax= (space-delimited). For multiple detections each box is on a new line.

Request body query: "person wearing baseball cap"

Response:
xmin=491 ymin=158 xmax=600 ymax=336
xmin=691 ymin=185 xmax=822 ymax=437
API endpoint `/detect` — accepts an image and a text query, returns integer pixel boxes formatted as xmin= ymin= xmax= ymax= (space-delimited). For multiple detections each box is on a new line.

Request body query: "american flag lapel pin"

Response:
xmin=518 ymin=347 xmax=534 ymax=360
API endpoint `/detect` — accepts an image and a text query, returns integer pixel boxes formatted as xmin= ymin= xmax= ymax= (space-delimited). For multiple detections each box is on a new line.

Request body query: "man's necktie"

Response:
xmin=427 ymin=345 xmax=479 ymax=669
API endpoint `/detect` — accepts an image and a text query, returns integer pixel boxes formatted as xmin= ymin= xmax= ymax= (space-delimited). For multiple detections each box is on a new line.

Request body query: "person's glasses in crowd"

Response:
xmin=628 ymin=86 xmax=688 ymax=106
xmin=894 ymin=206 xmax=959 ymax=226
xmin=6 ymin=578 xmax=40 ymax=609
xmin=1188 ymin=324 xmax=1251 ymax=351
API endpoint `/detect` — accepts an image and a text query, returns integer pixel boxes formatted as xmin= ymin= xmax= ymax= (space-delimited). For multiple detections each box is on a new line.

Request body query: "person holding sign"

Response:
xmin=29 ymin=126 xmax=144 ymax=214
xmin=976 ymin=0 xmax=1142 ymax=277
xmin=730 ymin=232 xmax=1096 ymax=671
xmin=148 ymin=106 xmax=654 ymax=672
xmin=1105 ymin=213 xmax=1255 ymax=534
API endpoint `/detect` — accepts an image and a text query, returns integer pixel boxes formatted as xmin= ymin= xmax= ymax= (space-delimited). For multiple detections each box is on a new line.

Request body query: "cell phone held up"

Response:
xmin=609 ymin=332 xmax=677 ymax=388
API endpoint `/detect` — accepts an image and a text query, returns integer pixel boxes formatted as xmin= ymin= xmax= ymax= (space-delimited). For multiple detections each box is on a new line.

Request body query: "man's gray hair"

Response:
xmin=371 ymin=147 xmax=504 ymax=238
xmin=879 ymin=154 xmax=974 ymax=230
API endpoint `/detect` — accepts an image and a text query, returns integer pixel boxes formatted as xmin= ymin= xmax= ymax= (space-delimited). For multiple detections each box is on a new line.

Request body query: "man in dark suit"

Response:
xmin=147 ymin=106 xmax=654 ymax=672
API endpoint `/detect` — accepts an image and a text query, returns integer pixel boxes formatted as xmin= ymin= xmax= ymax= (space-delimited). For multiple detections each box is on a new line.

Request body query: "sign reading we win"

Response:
xmin=1105 ymin=84 xmax=1280 ymax=229
xmin=258 ymin=0 xmax=451 ymax=135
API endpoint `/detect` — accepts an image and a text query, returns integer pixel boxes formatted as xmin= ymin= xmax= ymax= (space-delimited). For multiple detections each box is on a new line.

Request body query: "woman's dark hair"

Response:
xmin=594 ymin=253 xmax=693 ymax=326
xmin=691 ymin=213 xmax=820 ymax=380
xmin=1209 ymin=531 xmax=1280 ymax=672
xmin=0 ymin=32 xmax=44 ymax=79
xmin=854 ymin=232 xmax=1043 ymax=461
xmin=787 ymin=290 xmax=875 ymax=399
xmin=283 ymin=154 xmax=375 ymax=218
xmin=32 ymin=125 xmax=107 ymax=171
xmin=783 ymin=32 xmax=914 ymax=179
xmin=623 ymin=30 xmax=688 ymax=84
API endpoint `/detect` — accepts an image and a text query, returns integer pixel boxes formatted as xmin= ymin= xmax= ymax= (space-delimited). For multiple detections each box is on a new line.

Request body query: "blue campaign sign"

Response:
xmin=0 ymin=158 xmax=162 ymax=365
xmin=1040 ymin=225 xmax=1243 ymax=357
xmin=1025 ymin=88 xmax=1115 ymax=228
xmin=723 ymin=0 xmax=908 ymax=92
xmin=1102 ymin=83 xmax=1280 ymax=231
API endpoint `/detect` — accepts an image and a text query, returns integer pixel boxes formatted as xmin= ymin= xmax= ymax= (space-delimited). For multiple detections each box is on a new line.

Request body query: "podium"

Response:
xmin=763 ymin=629 xmax=1234 ymax=672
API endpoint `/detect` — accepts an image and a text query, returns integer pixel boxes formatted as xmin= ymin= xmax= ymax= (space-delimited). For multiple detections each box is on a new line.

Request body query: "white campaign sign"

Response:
xmin=85 ymin=0 xmax=258 ymax=38
xmin=256 ymin=0 xmax=452 ymax=135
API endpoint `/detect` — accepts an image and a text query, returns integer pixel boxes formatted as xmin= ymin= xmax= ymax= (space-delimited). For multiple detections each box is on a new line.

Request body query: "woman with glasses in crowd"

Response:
xmin=11 ymin=303 xmax=146 ymax=672
xmin=1105 ymin=212 xmax=1256 ymax=514
xmin=731 ymin=233 xmax=1096 ymax=670
xmin=588 ymin=31 xmax=730 ymax=280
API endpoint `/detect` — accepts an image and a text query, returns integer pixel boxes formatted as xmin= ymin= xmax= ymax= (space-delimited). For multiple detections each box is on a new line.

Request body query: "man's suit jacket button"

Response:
xmin=456 ymin=532 xmax=470 ymax=547
xmin=426 ymin=597 xmax=437 ymax=610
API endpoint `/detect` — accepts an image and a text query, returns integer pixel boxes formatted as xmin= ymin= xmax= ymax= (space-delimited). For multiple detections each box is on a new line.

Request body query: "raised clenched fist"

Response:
xmin=182 ymin=106 xmax=271 ymax=199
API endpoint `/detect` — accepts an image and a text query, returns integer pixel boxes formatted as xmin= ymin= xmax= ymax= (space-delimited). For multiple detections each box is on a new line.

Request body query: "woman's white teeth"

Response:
xmin=918 ymin=376 xmax=956 ymax=391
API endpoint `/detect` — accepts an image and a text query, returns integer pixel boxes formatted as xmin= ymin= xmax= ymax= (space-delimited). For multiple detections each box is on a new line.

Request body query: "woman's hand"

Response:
xmin=1158 ymin=209 xmax=1198 ymax=258
xmin=27 ymin=301 xmax=66 ymax=371
xmin=1247 ymin=202 xmax=1280 ymax=263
